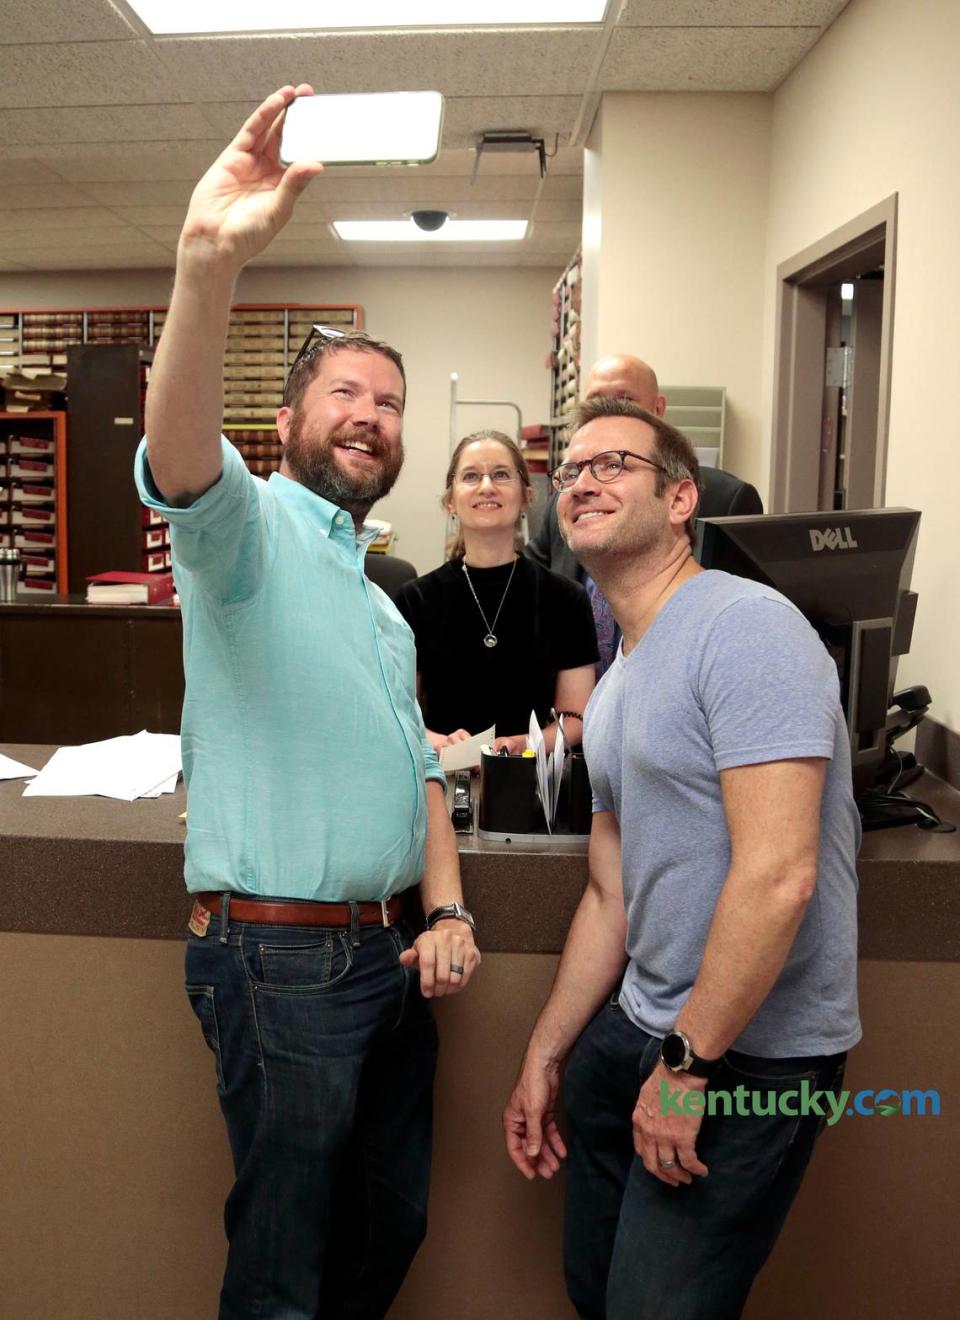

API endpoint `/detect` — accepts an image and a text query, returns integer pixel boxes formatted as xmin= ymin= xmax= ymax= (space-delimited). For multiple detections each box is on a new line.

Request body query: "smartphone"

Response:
xmin=279 ymin=91 xmax=444 ymax=167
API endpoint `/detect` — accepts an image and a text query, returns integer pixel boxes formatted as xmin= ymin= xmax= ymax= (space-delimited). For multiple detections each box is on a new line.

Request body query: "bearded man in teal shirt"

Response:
xmin=136 ymin=85 xmax=480 ymax=1320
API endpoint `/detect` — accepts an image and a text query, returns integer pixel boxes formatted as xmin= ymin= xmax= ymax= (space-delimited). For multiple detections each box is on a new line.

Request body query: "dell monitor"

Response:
xmin=695 ymin=508 xmax=921 ymax=797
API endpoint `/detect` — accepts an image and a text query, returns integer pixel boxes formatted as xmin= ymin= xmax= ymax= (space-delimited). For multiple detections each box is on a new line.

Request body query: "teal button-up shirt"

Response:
xmin=135 ymin=438 xmax=444 ymax=901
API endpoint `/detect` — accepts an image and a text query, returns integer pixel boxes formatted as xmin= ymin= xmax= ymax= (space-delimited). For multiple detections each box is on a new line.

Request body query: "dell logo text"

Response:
xmin=809 ymin=527 xmax=859 ymax=552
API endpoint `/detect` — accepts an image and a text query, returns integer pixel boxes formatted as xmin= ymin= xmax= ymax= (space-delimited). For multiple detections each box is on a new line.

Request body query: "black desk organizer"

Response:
xmin=478 ymin=750 xmax=592 ymax=841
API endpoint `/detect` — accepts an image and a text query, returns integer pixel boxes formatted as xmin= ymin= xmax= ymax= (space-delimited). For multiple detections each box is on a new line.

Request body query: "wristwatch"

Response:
xmin=660 ymin=1029 xmax=721 ymax=1079
xmin=425 ymin=902 xmax=476 ymax=933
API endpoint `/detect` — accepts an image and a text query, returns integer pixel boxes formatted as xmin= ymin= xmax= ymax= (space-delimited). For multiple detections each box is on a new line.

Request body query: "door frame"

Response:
xmin=770 ymin=194 xmax=897 ymax=512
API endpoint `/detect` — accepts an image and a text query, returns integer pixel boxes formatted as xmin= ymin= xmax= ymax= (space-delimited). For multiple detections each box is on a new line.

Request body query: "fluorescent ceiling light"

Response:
xmin=128 ymin=1 xmax=607 ymax=35
xmin=333 ymin=220 xmax=528 ymax=242
xmin=841 ymin=282 xmax=855 ymax=300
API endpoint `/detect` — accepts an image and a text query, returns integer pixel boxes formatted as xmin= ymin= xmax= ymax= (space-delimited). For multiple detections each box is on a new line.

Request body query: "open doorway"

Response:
xmin=770 ymin=195 xmax=897 ymax=512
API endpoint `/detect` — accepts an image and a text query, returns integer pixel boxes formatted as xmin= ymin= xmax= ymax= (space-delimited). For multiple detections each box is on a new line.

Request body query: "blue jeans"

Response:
xmin=185 ymin=901 xmax=438 ymax=1320
xmin=563 ymin=998 xmax=846 ymax=1320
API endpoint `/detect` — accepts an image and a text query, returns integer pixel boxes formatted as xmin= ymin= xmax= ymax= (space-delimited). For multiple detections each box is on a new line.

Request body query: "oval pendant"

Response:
xmin=484 ymin=634 xmax=498 ymax=648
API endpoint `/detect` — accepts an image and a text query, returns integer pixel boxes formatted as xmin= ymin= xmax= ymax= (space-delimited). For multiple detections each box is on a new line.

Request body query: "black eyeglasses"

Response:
xmin=551 ymin=449 xmax=668 ymax=493
xmin=290 ymin=323 xmax=349 ymax=372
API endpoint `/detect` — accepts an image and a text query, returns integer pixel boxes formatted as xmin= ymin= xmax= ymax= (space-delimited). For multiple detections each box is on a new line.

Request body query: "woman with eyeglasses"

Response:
xmin=394 ymin=430 xmax=598 ymax=756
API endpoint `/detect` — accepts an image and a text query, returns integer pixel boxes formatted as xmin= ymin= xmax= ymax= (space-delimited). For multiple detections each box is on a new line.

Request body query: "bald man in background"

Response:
xmin=526 ymin=355 xmax=763 ymax=671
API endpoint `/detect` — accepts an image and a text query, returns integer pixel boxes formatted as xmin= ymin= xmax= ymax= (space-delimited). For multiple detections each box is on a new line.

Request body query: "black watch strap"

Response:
xmin=425 ymin=902 xmax=476 ymax=933
xmin=660 ymin=1030 xmax=721 ymax=1079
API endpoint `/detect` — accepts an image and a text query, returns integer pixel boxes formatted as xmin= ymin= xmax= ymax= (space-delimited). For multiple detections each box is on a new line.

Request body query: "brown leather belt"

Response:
xmin=195 ymin=892 xmax=404 ymax=929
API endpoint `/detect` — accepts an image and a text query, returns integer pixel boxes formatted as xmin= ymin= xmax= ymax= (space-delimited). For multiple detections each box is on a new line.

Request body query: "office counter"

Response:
xmin=1 ymin=745 xmax=958 ymax=957
xmin=1 ymin=748 xmax=958 ymax=1318
xmin=0 ymin=597 xmax=183 ymax=744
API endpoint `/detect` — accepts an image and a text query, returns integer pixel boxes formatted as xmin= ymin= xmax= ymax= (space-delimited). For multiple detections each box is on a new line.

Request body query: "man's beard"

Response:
xmin=284 ymin=416 xmax=404 ymax=516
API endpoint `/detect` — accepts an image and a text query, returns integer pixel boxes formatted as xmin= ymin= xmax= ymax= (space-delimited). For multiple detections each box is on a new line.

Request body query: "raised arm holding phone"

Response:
xmin=139 ymin=88 xmax=479 ymax=1320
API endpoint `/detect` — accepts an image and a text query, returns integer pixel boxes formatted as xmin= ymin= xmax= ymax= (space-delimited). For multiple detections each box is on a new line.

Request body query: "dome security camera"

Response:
xmin=411 ymin=210 xmax=449 ymax=232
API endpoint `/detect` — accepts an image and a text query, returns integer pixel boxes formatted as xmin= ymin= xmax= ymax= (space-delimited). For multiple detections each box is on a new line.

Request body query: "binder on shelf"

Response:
xmin=86 ymin=570 xmax=176 ymax=604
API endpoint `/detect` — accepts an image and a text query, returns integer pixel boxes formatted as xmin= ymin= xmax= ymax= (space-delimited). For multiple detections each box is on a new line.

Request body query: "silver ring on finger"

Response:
xmin=450 ymin=963 xmax=465 ymax=976
xmin=656 ymin=1155 xmax=677 ymax=1169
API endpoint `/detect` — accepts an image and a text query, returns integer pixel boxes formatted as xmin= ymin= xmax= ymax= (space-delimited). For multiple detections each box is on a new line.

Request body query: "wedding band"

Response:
xmin=450 ymin=964 xmax=465 ymax=976
xmin=657 ymin=1157 xmax=677 ymax=1169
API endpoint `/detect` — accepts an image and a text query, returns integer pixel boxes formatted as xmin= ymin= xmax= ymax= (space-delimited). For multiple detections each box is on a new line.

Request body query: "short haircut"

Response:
xmin=282 ymin=331 xmax=406 ymax=414
xmin=568 ymin=395 xmax=702 ymax=543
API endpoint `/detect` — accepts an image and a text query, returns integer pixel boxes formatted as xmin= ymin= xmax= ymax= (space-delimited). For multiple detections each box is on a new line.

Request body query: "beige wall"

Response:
xmin=763 ymin=0 xmax=960 ymax=730
xmin=0 ymin=265 xmax=558 ymax=575
xmin=582 ymin=92 xmax=771 ymax=482
xmin=2 ymin=931 xmax=958 ymax=1318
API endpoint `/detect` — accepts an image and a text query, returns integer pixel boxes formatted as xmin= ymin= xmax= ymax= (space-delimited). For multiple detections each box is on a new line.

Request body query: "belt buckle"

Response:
xmin=381 ymin=898 xmax=390 ymax=928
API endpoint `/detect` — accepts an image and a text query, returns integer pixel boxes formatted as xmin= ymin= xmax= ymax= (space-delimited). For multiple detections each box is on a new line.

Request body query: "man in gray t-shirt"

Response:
xmin=504 ymin=396 xmax=860 ymax=1320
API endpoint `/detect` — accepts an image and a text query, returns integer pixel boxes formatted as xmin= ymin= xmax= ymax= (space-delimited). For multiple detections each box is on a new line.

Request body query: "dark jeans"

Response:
xmin=563 ymin=999 xmax=846 ymax=1320
xmin=185 ymin=903 xmax=438 ymax=1320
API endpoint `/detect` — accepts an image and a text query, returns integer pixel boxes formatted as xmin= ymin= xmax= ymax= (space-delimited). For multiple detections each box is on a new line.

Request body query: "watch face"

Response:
xmin=661 ymin=1032 xmax=688 ymax=1069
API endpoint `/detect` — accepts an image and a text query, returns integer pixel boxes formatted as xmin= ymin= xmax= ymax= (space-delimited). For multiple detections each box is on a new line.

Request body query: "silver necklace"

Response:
xmin=461 ymin=557 xmax=517 ymax=648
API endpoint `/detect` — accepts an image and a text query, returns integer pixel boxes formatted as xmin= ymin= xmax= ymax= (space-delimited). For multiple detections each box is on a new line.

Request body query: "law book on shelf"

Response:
xmin=86 ymin=570 xmax=176 ymax=604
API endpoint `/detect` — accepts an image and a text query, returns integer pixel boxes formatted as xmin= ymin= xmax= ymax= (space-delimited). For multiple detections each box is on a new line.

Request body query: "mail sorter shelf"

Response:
xmin=2 ymin=304 xmax=363 ymax=482
xmin=0 ymin=410 xmax=68 ymax=594
xmin=548 ymin=250 xmax=582 ymax=466
xmin=154 ymin=304 xmax=362 ymax=458
xmin=661 ymin=385 xmax=726 ymax=469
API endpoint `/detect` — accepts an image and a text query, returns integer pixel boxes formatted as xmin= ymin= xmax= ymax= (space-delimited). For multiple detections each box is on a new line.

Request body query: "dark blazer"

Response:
xmin=525 ymin=466 xmax=764 ymax=582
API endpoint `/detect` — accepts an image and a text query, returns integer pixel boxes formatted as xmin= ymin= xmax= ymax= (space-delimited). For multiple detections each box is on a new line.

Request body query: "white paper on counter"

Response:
xmin=22 ymin=730 xmax=182 ymax=801
xmin=528 ymin=711 xmax=552 ymax=833
xmin=0 ymin=752 xmax=39 ymax=780
xmin=139 ymin=772 xmax=180 ymax=798
xmin=550 ymin=719 xmax=566 ymax=822
xmin=439 ymin=724 xmax=495 ymax=773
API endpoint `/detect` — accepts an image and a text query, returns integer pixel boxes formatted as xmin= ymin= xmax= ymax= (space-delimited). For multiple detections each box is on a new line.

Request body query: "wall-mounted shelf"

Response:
xmin=0 ymin=410 xmax=68 ymax=594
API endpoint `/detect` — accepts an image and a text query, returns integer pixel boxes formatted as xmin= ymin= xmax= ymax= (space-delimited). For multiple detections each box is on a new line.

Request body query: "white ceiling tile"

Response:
xmin=0 ymin=4 xmax=834 ymax=271
xmin=0 ymin=104 xmax=220 ymax=147
xmin=0 ymin=206 xmax=132 ymax=232
xmin=537 ymin=175 xmax=583 ymax=201
xmin=440 ymin=95 xmax=583 ymax=148
xmin=37 ymin=144 xmax=222 ymax=182
xmin=256 ymin=241 xmax=346 ymax=260
xmin=139 ymin=226 xmax=188 ymax=244
xmin=11 ymin=246 xmax=176 ymax=271
xmin=0 ymin=1 xmax=140 ymax=44
xmin=0 ymin=226 xmax=146 ymax=249
xmin=480 ymin=145 xmax=584 ymax=177
xmin=155 ymin=29 xmax=598 ymax=101
xmin=531 ymin=199 xmax=582 ymax=222
xmin=0 ymin=159 xmax=64 ymax=184
xmin=301 ymin=174 xmax=544 ymax=204
xmin=0 ymin=41 xmax=180 ymax=110
xmin=246 ymin=251 xmax=357 ymax=268
xmin=599 ymin=26 xmax=822 ymax=91
xmin=0 ymin=183 xmax=116 ymax=211
xmin=355 ymin=251 xmax=564 ymax=268
xmin=527 ymin=222 xmax=582 ymax=248
xmin=78 ymin=180 xmax=196 ymax=207
xmin=619 ymin=1 xmax=848 ymax=25
xmin=523 ymin=254 xmax=573 ymax=267
xmin=114 ymin=206 xmax=189 ymax=226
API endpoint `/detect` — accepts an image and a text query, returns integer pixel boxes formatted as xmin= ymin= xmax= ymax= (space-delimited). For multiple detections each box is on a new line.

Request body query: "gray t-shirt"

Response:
xmin=584 ymin=570 xmax=862 ymax=1057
